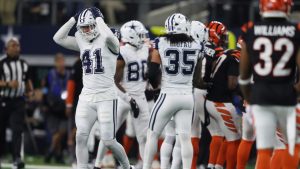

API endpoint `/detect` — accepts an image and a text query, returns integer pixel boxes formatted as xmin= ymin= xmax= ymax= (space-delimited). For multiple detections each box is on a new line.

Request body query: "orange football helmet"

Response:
xmin=207 ymin=21 xmax=228 ymax=47
xmin=259 ymin=0 xmax=293 ymax=18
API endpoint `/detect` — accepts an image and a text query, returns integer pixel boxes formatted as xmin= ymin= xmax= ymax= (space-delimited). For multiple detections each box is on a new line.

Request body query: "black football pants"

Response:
xmin=0 ymin=98 xmax=25 ymax=161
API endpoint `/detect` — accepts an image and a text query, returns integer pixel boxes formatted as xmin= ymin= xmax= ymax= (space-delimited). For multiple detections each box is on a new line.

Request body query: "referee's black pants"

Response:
xmin=0 ymin=97 xmax=25 ymax=161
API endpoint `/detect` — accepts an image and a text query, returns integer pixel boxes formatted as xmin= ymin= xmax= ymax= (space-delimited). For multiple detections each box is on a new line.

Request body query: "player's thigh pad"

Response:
xmin=207 ymin=116 xmax=224 ymax=137
xmin=75 ymin=100 xmax=98 ymax=136
xmin=242 ymin=111 xmax=256 ymax=141
xmin=148 ymin=93 xmax=193 ymax=135
xmin=206 ymin=100 xmax=241 ymax=141
xmin=275 ymin=106 xmax=299 ymax=144
xmin=96 ymin=99 xmax=118 ymax=140
xmin=252 ymin=105 xmax=277 ymax=149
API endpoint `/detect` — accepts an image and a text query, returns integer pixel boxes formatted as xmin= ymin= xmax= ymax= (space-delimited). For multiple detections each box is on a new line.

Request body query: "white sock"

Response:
xmin=103 ymin=139 xmax=130 ymax=169
xmin=215 ymin=164 xmax=224 ymax=169
xmin=178 ymin=133 xmax=193 ymax=169
xmin=94 ymin=140 xmax=108 ymax=167
xmin=171 ymin=136 xmax=182 ymax=169
xmin=142 ymin=130 xmax=159 ymax=169
xmin=160 ymin=135 xmax=175 ymax=169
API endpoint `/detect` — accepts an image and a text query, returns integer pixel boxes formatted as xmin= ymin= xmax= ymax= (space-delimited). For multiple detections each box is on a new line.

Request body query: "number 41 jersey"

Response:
xmin=75 ymin=32 xmax=118 ymax=102
xmin=242 ymin=18 xmax=300 ymax=105
xmin=154 ymin=37 xmax=202 ymax=94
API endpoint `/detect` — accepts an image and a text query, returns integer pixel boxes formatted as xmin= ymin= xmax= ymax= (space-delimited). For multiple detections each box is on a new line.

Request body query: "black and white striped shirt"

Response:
xmin=0 ymin=56 xmax=30 ymax=98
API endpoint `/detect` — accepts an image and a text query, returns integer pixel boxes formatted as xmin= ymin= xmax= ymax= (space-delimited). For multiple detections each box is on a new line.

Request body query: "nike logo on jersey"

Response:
xmin=254 ymin=25 xmax=295 ymax=37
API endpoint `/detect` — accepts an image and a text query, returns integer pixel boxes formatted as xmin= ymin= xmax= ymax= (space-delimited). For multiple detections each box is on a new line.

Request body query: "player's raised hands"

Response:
xmin=73 ymin=9 xmax=84 ymax=22
xmin=89 ymin=7 xmax=104 ymax=19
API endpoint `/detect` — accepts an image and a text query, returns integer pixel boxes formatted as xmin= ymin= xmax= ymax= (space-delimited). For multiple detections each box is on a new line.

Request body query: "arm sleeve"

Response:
xmin=53 ymin=17 xmax=80 ymax=52
xmin=66 ymin=79 xmax=75 ymax=107
xmin=148 ymin=62 xmax=161 ymax=89
xmin=95 ymin=17 xmax=120 ymax=55
xmin=227 ymin=56 xmax=239 ymax=76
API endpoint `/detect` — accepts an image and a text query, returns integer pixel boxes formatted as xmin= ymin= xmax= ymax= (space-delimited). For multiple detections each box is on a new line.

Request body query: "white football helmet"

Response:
xmin=76 ymin=9 xmax=99 ymax=41
xmin=120 ymin=20 xmax=148 ymax=49
xmin=191 ymin=21 xmax=208 ymax=42
xmin=165 ymin=13 xmax=190 ymax=35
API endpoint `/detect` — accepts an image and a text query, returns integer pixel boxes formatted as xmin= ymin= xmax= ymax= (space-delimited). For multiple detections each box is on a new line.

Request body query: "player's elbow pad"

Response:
xmin=148 ymin=62 xmax=160 ymax=88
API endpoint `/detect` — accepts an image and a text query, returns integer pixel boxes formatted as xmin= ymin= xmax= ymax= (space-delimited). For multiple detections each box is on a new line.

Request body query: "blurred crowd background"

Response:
xmin=1 ymin=0 xmax=300 ymax=166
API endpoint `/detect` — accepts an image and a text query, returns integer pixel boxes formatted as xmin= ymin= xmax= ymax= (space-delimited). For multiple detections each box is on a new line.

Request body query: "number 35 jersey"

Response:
xmin=154 ymin=37 xmax=202 ymax=94
xmin=242 ymin=19 xmax=300 ymax=105
xmin=119 ymin=44 xmax=149 ymax=97
xmin=75 ymin=32 xmax=118 ymax=101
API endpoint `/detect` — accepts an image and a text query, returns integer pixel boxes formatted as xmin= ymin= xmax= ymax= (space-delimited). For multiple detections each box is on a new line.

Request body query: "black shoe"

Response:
xmin=93 ymin=167 xmax=101 ymax=169
xmin=12 ymin=159 xmax=25 ymax=169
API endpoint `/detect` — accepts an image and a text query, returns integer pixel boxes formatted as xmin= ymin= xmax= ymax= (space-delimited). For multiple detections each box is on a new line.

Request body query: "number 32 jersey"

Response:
xmin=242 ymin=19 xmax=300 ymax=105
xmin=154 ymin=37 xmax=202 ymax=94
xmin=75 ymin=32 xmax=118 ymax=101
xmin=119 ymin=44 xmax=149 ymax=97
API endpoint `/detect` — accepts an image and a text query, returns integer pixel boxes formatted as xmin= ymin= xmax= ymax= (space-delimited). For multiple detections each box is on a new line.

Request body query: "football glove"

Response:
xmin=89 ymin=7 xmax=104 ymax=19
xmin=130 ymin=99 xmax=140 ymax=118
xmin=73 ymin=9 xmax=84 ymax=22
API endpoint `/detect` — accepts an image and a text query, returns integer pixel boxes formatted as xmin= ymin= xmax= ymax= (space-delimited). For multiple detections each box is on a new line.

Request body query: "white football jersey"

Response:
xmin=119 ymin=44 xmax=149 ymax=96
xmin=75 ymin=32 xmax=118 ymax=101
xmin=155 ymin=37 xmax=202 ymax=94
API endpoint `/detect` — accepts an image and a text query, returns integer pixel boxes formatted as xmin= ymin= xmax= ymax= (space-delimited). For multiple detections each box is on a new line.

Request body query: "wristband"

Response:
xmin=238 ymin=76 xmax=251 ymax=85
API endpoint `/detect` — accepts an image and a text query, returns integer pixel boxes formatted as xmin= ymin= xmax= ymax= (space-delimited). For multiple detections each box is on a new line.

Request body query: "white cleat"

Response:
xmin=101 ymin=153 xmax=116 ymax=168
xmin=152 ymin=160 xmax=160 ymax=169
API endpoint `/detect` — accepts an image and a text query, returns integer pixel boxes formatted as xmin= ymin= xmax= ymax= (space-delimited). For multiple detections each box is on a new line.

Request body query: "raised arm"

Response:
xmin=89 ymin=7 xmax=119 ymax=55
xmin=53 ymin=17 xmax=80 ymax=51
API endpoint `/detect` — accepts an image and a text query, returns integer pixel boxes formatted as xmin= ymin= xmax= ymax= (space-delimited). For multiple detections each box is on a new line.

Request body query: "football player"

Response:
xmin=239 ymin=0 xmax=300 ymax=168
xmin=94 ymin=20 xmax=150 ymax=169
xmin=194 ymin=22 xmax=227 ymax=169
xmin=142 ymin=13 xmax=202 ymax=169
xmin=205 ymin=21 xmax=242 ymax=169
xmin=53 ymin=7 xmax=132 ymax=169
xmin=160 ymin=20 xmax=209 ymax=169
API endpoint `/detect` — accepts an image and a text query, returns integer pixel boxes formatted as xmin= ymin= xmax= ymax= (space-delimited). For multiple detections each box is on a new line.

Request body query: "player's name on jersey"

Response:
xmin=254 ymin=25 xmax=295 ymax=37
xmin=170 ymin=41 xmax=192 ymax=48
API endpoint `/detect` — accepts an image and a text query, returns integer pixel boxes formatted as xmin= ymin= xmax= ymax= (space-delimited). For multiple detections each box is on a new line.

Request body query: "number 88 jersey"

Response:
xmin=119 ymin=44 xmax=149 ymax=96
xmin=154 ymin=37 xmax=202 ymax=94
xmin=242 ymin=19 xmax=300 ymax=105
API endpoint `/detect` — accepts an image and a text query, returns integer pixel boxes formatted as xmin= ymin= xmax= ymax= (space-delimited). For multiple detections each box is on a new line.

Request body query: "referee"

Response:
xmin=0 ymin=38 xmax=34 ymax=169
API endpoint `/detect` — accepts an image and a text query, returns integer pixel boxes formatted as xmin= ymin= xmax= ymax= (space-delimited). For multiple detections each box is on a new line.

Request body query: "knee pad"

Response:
xmin=76 ymin=132 xmax=89 ymax=145
xmin=102 ymin=139 xmax=117 ymax=148
xmin=164 ymin=135 xmax=175 ymax=145
xmin=136 ymin=135 xmax=147 ymax=145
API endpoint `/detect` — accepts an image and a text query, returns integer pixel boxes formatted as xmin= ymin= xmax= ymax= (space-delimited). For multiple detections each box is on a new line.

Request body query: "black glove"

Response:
xmin=89 ymin=7 xmax=104 ymax=19
xmin=110 ymin=28 xmax=121 ymax=40
xmin=130 ymin=99 xmax=140 ymax=118
xmin=73 ymin=9 xmax=84 ymax=22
